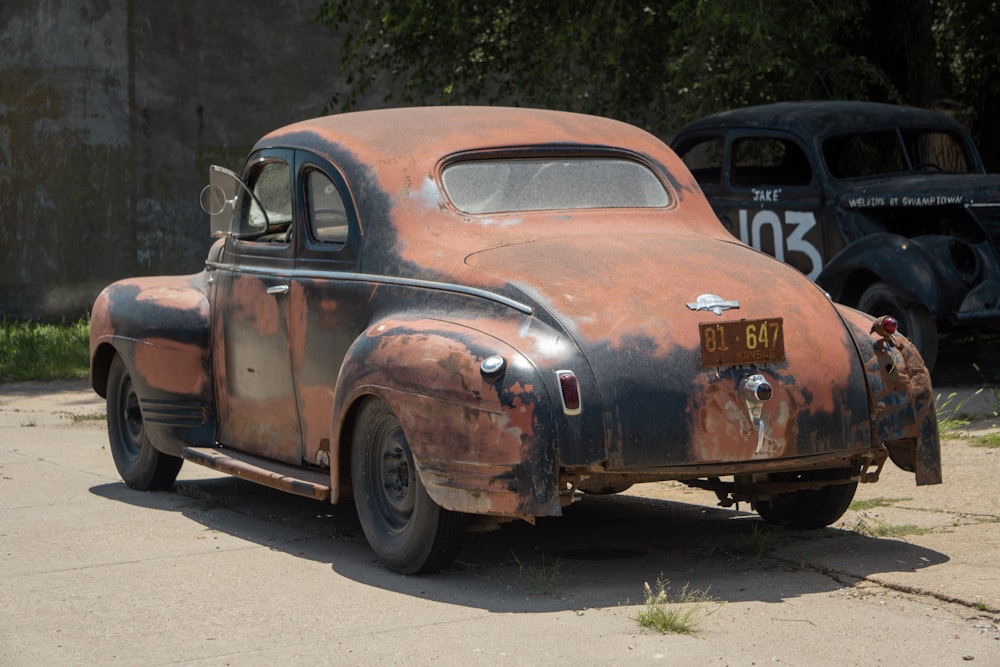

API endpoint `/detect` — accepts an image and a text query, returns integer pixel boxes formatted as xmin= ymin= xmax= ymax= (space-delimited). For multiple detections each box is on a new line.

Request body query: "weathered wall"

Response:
xmin=0 ymin=0 xmax=348 ymax=319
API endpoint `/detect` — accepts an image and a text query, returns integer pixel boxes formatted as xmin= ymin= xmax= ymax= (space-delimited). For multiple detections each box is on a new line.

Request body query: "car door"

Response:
xmin=720 ymin=132 xmax=827 ymax=281
xmin=287 ymin=152 xmax=370 ymax=469
xmin=211 ymin=149 xmax=303 ymax=464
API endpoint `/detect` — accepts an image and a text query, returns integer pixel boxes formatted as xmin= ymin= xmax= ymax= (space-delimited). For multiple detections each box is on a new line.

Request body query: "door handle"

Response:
xmin=266 ymin=284 xmax=290 ymax=295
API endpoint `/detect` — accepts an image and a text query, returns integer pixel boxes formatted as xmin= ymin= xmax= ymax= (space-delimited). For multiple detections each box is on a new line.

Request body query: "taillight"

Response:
xmin=556 ymin=370 xmax=581 ymax=415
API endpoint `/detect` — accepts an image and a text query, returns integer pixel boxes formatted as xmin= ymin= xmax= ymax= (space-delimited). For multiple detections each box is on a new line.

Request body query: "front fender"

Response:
xmin=837 ymin=305 xmax=941 ymax=485
xmin=89 ymin=272 xmax=216 ymax=456
xmin=818 ymin=233 xmax=944 ymax=315
xmin=331 ymin=317 xmax=560 ymax=518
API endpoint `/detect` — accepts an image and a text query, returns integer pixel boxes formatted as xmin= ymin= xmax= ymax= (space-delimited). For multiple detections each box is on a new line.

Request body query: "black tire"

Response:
xmin=857 ymin=281 xmax=938 ymax=370
xmin=106 ymin=355 xmax=183 ymax=490
xmin=351 ymin=398 xmax=466 ymax=574
xmin=753 ymin=467 xmax=858 ymax=529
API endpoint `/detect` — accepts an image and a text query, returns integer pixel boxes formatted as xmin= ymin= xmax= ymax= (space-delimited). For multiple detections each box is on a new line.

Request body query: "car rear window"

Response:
xmin=441 ymin=157 xmax=670 ymax=214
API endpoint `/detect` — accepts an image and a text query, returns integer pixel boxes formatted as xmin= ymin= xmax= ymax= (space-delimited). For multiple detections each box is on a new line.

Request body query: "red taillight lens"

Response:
xmin=881 ymin=316 xmax=898 ymax=334
xmin=557 ymin=370 xmax=581 ymax=414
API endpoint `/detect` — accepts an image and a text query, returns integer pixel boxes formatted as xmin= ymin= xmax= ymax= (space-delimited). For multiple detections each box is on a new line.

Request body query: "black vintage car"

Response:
xmin=672 ymin=101 xmax=1000 ymax=369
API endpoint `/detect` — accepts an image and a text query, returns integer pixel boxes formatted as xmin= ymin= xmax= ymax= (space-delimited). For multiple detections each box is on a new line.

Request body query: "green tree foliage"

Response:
xmin=933 ymin=0 xmax=1000 ymax=169
xmin=318 ymin=1 xmax=999 ymax=166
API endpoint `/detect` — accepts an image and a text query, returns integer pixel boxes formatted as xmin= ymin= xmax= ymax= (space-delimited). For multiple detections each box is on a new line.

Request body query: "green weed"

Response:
xmin=634 ymin=577 xmax=717 ymax=635
xmin=853 ymin=515 xmax=931 ymax=538
xmin=967 ymin=432 xmax=1000 ymax=449
xmin=0 ymin=318 xmax=90 ymax=382
xmin=935 ymin=389 xmax=981 ymax=432
xmin=513 ymin=552 xmax=561 ymax=595
xmin=850 ymin=497 xmax=910 ymax=511
xmin=747 ymin=522 xmax=774 ymax=558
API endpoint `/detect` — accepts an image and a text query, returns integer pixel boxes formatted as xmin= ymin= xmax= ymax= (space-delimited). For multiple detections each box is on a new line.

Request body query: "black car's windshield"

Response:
xmin=442 ymin=157 xmax=670 ymax=214
xmin=822 ymin=129 xmax=975 ymax=179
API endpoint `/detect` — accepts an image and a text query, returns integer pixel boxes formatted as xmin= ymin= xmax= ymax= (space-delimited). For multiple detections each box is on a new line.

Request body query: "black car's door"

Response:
xmin=211 ymin=149 xmax=303 ymax=464
xmin=720 ymin=132 xmax=827 ymax=281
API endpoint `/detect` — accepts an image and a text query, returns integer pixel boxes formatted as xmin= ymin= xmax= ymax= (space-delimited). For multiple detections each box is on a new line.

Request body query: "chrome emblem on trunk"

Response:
xmin=686 ymin=294 xmax=740 ymax=316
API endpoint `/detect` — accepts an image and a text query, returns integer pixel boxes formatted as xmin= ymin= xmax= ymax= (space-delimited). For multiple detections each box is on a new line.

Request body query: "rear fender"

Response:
xmin=837 ymin=305 xmax=941 ymax=485
xmin=89 ymin=272 xmax=216 ymax=456
xmin=331 ymin=318 xmax=560 ymax=518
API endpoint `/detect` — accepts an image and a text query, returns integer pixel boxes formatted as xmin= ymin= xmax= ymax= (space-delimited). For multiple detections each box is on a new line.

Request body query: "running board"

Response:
xmin=182 ymin=446 xmax=331 ymax=501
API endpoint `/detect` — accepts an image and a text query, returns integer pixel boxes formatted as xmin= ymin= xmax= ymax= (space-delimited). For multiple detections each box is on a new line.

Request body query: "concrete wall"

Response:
xmin=0 ymin=0 xmax=348 ymax=319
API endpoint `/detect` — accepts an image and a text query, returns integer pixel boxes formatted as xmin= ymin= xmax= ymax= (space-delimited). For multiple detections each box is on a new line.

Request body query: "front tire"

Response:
xmin=753 ymin=467 xmax=858 ymax=528
xmin=857 ymin=281 xmax=938 ymax=370
xmin=106 ymin=355 xmax=183 ymax=490
xmin=351 ymin=398 xmax=466 ymax=574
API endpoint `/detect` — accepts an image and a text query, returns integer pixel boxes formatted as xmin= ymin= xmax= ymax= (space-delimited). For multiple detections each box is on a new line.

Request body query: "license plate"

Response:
xmin=699 ymin=318 xmax=785 ymax=367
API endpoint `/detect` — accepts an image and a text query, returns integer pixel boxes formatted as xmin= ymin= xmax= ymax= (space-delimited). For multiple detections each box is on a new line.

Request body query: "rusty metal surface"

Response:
xmin=182 ymin=446 xmax=330 ymax=500
xmin=90 ymin=272 xmax=215 ymax=455
xmin=91 ymin=106 xmax=942 ymax=524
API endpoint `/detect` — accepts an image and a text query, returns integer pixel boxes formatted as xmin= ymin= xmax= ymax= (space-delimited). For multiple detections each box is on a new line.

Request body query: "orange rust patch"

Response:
xmin=132 ymin=338 xmax=208 ymax=396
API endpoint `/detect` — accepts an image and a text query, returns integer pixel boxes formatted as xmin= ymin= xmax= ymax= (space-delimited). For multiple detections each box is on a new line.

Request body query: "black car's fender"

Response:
xmin=818 ymin=232 xmax=946 ymax=316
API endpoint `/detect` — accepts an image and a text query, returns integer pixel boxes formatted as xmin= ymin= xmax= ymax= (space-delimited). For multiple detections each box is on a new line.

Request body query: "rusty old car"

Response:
xmin=90 ymin=106 xmax=940 ymax=574
xmin=671 ymin=101 xmax=1000 ymax=370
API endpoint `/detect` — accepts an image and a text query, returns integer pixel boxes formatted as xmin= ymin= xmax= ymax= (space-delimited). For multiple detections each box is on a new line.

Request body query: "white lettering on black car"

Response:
xmin=739 ymin=209 xmax=823 ymax=281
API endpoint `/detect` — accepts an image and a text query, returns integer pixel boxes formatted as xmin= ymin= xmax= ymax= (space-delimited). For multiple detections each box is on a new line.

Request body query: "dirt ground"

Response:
xmin=1 ymin=379 xmax=998 ymax=666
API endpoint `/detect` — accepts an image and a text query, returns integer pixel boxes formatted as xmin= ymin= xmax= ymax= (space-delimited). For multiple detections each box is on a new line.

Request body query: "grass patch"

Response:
xmin=513 ymin=553 xmax=561 ymax=595
xmin=850 ymin=497 xmax=910 ymax=511
xmin=967 ymin=432 xmax=1000 ymax=449
xmin=747 ymin=522 xmax=774 ymax=558
xmin=936 ymin=362 xmax=1000 ymax=433
xmin=65 ymin=411 xmax=106 ymax=423
xmin=853 ymin=515 xmax=931 ymax=538
xmin=935 ymin=389 xmax=980 ymax=432
xmin=0 ymin=318 xmax=90 ymax=382
xmin=634 ymin=577 xmax=717 ymax=635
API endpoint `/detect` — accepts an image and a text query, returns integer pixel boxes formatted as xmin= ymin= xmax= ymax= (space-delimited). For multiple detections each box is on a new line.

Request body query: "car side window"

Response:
xmin=677 ymin=137 xmax=724 ymax=185
xmin=306 ymin=169 xmax=349 ymax=245
xmin=243 ymin=160 xmax=292 ymax=242
xmin=731 ymin=137 xmax=812 ymax=187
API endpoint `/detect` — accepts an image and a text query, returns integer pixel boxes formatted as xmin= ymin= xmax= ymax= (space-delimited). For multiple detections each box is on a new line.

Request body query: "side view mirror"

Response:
xmin=200 ymin=165 xmax=270 ymax=238
xmin=199 ymin=183 xmax=235 ymax=216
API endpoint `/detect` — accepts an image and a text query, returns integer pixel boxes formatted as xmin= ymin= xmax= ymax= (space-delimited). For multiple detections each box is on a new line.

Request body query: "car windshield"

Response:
xmin=441 ymin=157 xmax=670 ymax=214
xmin=822 ymin=128 xmax=974 ymax=179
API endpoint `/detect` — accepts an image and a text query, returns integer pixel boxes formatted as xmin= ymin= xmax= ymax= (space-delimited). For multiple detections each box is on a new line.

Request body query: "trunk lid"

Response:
xmin=466 ymin=232 xmax=874 ymax=468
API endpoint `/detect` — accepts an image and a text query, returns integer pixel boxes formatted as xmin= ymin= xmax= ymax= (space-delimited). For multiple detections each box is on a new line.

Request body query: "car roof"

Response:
xmin=256 ymin=106 xmax=665 ymax=163
xmin=674 ymin=101 xmax=969 ymax=139
xmin=249 ymin=106 xmax=726 ymax=281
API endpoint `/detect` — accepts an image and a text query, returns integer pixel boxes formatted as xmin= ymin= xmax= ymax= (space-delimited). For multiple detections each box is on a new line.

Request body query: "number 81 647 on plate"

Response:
xmin=699 ymin=318 xmax=785 ymax=367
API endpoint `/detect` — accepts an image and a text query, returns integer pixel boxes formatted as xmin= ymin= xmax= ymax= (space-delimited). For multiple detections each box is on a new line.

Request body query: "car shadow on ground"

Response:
xmin=90 ymin=476 xmax=948 ymax=614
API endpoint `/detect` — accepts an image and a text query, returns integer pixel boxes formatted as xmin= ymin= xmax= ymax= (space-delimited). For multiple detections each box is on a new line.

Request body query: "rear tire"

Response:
xmin=106 ymin=355 xmax=183 ymax=490
xmin=753 ymin=467 xmax=858 ymax=529
xmin=351 ymin=398 xmax=466 ymax=574
xmin=857 ymin=281 xmax=938 ymax=370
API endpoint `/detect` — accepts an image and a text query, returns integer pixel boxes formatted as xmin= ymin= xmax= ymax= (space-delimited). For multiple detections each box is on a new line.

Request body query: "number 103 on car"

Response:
xmin=699 ymin=318 xmax=785 ymax=367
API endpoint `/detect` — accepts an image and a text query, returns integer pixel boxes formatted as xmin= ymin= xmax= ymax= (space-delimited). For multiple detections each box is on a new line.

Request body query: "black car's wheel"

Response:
xmin=351 ymin=398 xmax=466 ymax=574
xmin=857 ymin=281 xmax=938 ymax=370
xmin=753 ymin=467 xmax=858 ymax=529
xmin=106 ymin=355 xmax=183 ymax=490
